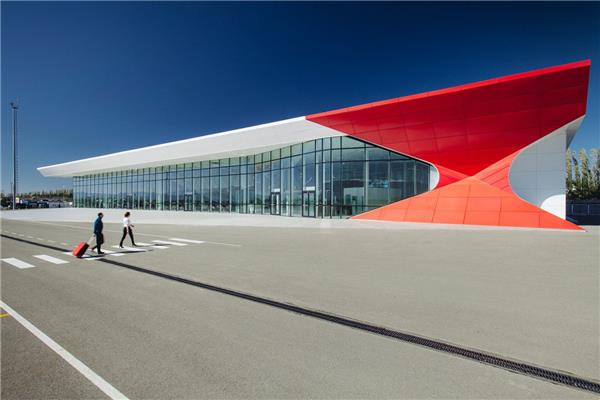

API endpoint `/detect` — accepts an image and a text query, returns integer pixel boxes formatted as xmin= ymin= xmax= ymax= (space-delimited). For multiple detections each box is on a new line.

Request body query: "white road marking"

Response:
xmin=33 ymin=255 xmax=69 ymax=265
xmin=205 ymin=241 xmax=242 ymax=247
xmin=47 ymin=240 xmax=56 ymax=243
xmin=1 ymin=258 xmax=36 ymax=269
xmin=152 ymin=240 xmax=187 ymax=246
xmin=0 ymin=301 xmax=130 ymax=400
xmin=20 ymin=221 xmax=244 ymax=246
xmin=111 ymin=246 xmax=146 ymax=252
xmin=169 ymin=238 xmax=205 ymax=244
xmin=27 ymin=235 xmax=34 ymax=239
xmin=33 ymin=221 xmax=167 ymax=238
xmin=36 ymin=237 xmax=45 ymax=241
xmin=96 ymin=249 xmax=125 ymax=257
xmin=18 ymin=234 xmax=25 ymax=237
xmin=61 ymin=242 xmax=68 ymax=245
xmin=63 ymin=251 xmax=91 ymax=259
xmin=131 ymin=242 xmax=167 ymax=249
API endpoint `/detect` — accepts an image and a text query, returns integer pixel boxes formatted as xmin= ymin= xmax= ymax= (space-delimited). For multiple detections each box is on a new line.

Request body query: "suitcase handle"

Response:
xmin=87 ymin=236 xmax=96 ymax=245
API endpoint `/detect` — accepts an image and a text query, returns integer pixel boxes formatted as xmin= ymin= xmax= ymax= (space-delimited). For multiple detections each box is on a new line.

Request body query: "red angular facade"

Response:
xmin=308 ymin=61 xmax=590 ymax=230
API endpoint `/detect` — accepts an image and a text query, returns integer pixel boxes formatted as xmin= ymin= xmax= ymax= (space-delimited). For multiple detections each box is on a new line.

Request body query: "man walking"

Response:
xmin=91 ymin=212 xmax=105 ymax=254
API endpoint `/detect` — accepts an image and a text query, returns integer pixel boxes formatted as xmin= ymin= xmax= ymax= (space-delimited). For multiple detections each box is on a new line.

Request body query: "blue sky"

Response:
xmin=2 ymin=2 xmax=599 ymax=192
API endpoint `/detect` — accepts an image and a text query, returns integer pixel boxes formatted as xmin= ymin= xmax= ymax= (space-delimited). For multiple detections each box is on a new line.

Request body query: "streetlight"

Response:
xmin=10 ymin=101 xmax=18 ymax=210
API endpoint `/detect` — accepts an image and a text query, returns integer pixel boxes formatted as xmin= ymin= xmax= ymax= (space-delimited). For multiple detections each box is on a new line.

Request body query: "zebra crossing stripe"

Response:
xmin=97 ymin=249 xmax=125 ymax=257
xmin=111 ymin=246 xmax=146 ymax=252
xmin=2 ymin=258 xmax=36 ymax=269
xmin=33 ymin=255 xmax=69 ymax=265
xmin=169 ymin=238 xmax=205 ymax=244
xmin=152 ymin=240 xmax=187 ymax=246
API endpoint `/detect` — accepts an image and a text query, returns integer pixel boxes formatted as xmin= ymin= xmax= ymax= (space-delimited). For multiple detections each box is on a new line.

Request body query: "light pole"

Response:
xmin=10 ymin=101 xmax=18 ymax=210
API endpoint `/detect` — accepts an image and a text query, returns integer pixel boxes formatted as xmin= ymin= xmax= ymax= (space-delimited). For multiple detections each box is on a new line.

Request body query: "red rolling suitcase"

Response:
xmin=72 ymin=236 xmax=94 ymax=258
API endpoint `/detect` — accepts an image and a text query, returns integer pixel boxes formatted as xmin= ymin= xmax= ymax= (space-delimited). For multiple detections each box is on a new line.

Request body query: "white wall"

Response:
xmin=429 ymin=165 xmax=440 ymax=190
xmin=509 ymin=117 xmax=584 ymax=219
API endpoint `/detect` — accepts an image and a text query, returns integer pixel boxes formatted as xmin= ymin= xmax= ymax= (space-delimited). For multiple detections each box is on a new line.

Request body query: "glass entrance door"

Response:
xmin=302 ymin=191 xmax=316 ymax=217
xmin=184 ymin=194 xmax=193 ymax=211
xmin=271 ymin=192 xmax=280 ymax=215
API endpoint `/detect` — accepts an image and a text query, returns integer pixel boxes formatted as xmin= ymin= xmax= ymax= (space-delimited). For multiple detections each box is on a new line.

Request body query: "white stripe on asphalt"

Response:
xmin=63 ymin=250 xmax=126 ymax=258
xmin=36 ymin=237 xmax=45 ymax=241
xmin=133 ymin=242 xmax=167 ymax=249
xmin=63 ymin=251 xmax=90 ymax=258
xmin=1 ymin=258 xmax=36 ymax=269
xmin=111 ymin=246 xmax=146 ymax=252
xmin=33 ymin=255 xmax=69 ymax=265
xmin=0 ymin=301 xmax=130 ymax=400
xmin=96 ymin=249 xmax=125 ymax=257
xmin=26 ymin=221 xmax=242 ymax=247
xmin=61 ymin=242 xmax=68 ymax=245
xmin=47 ymin=240 xmax=56 ymax=243
xmin=169 ymin=238 xmax=205 ymax=244
xmin=27 ymin=236 xmax=34 ymax=239
xmin=152 ymin=240 xmax=187 ymax=246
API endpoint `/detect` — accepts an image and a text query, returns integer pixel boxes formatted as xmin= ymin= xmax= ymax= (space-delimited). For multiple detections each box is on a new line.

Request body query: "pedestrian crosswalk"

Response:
xmin=2 ymin=236 xmax=207 ymax=270
xmin=169 ymin=238 xmax=205 ymax=244
xmin=33 ymin=255 xmax=69 ymax=265
xmin=1 ymin=258 xmax=36 ymax=269
xmin=152 ymin=240 xmax=188 ymax=246
xmin=112 ymin=245 xmax=147 ymax=252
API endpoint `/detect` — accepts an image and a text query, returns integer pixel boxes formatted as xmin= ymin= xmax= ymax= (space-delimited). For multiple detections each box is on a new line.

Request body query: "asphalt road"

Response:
xmin=1 ymin=218 xmax=598 ymax=399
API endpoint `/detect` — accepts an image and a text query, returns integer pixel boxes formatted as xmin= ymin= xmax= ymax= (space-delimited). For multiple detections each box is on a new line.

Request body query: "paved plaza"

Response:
xmin=1 ymin=209 xmax=599 ymax=399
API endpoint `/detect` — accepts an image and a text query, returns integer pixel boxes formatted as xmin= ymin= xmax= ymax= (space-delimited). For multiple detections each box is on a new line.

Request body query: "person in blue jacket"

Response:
xmin=91 ymin=212 xmax=105 ymax=254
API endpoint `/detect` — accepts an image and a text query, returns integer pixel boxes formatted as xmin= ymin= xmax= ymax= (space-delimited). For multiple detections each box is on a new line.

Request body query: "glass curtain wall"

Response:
xmin=73 ymin=136 xmax=432 ymax=218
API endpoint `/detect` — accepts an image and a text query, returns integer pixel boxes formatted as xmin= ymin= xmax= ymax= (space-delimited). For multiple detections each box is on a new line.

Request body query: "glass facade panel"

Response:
xmin=72 ymin=137 xmax=431 ymax=218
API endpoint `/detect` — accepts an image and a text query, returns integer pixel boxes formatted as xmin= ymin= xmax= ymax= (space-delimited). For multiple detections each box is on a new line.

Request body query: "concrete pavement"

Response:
xmin=1 ymin=215 xmax=598 ymax=398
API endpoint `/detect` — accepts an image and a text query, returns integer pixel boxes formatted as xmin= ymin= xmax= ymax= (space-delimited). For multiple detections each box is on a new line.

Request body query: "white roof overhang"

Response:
xmin=38 ymin=117 xmax=344 ymax=177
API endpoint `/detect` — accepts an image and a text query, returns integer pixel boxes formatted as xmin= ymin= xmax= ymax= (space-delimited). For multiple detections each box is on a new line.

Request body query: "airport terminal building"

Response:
xmin=39 ymin=61 xmax=590 ymax=230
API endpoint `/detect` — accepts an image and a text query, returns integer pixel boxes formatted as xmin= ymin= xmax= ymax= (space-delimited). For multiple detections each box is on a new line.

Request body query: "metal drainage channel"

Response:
xmin=2 ymin=233 xmax=599 ymax=394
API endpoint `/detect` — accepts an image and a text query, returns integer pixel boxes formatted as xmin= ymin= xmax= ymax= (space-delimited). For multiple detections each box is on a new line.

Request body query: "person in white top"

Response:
xmin=119 ymin=211 xmax=137 ymax=248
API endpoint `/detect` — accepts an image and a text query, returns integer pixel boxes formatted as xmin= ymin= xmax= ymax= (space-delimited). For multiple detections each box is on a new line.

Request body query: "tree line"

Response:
xmin=0 ymin=188 xmax=73 ymax=201
xmin=567 ymin=148 xmax=600 ymax=200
